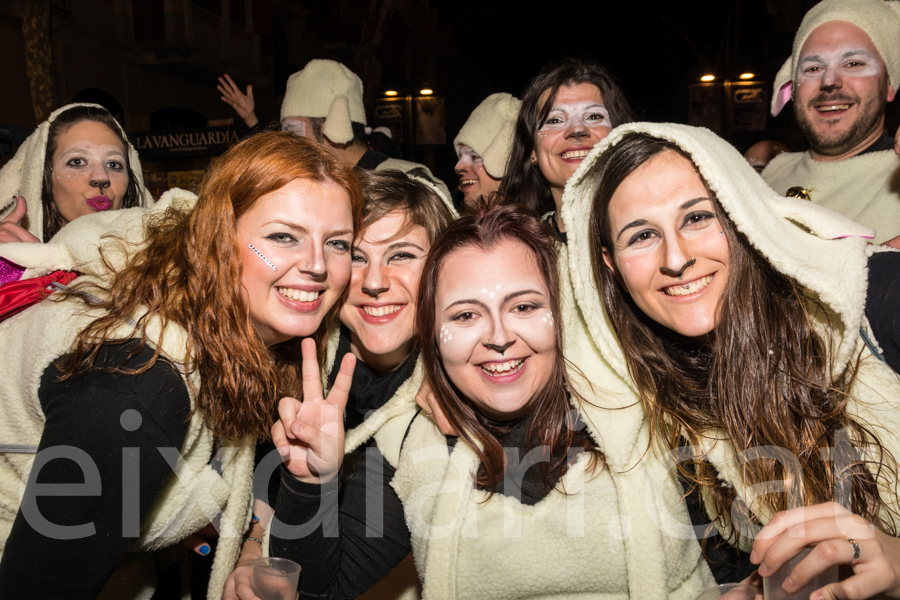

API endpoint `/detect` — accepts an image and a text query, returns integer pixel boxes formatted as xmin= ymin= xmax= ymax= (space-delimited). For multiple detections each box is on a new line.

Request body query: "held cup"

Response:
xmin=762 ymin=547 xmax=838 ymax=600
xmin=251 ymin=557 xmax=301 ymax=600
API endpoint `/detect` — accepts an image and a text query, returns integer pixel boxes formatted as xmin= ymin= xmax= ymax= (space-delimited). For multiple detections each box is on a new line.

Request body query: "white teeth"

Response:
xmin=277 ymin=287 xmax=321 ymax=302
xmin=480 ymin=359 xmax=525 ymax=376
xmin=664 ymin=275 xmax=713 ymax=297
xmin=362 ymin=305 xmax=402 ymax=317
xmin=561 ymin=149 xmax=591 ymax=159
xmin=459 ymin=179 xmax=477 ymax=186
xmin=819 ymin=104 xmax=850 ymax=112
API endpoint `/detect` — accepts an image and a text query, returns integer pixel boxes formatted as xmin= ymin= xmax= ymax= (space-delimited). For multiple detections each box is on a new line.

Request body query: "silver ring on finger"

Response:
xmin=848 ymin=538 xmax=861 ymax=561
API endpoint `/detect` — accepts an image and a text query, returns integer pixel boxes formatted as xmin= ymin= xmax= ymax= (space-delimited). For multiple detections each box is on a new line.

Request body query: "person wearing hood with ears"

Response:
xmin=221 ymin=59 xmax=452 ymax=203
xmin=453 ymin=93 xmax=520 ymax=208
xmin=0 ymin=104 xmax=153 ymax=287
xmin=762 ymin=0 xmax=900 ymax=248
xmin=565 ymin=121 xmax=900 ymax=600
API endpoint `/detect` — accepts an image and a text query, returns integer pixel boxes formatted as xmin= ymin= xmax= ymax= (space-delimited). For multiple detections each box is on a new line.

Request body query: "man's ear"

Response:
xmin=601 ymin=246 xmax=624 ymax=286
xmin=888 ymin=84 xmax=896 ymax=103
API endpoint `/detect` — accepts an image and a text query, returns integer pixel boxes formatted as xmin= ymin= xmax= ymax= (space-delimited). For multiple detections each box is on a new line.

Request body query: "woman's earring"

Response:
xmin=531 ymin=156 xmax=537 ymax=166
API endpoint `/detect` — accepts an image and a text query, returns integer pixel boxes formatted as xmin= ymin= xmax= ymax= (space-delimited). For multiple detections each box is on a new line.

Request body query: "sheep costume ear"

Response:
xmin=281 ymin=60 xmax=367 ymax=145
xmin=562 ymin=122 xmax=874 ymax=378
xmin=453 ymin=93 xmax=522 ymax=179
xmin=0 ymin=103 xmax=154 ymax=241
xmin=770 ymin=0 xmax=900 ymax=116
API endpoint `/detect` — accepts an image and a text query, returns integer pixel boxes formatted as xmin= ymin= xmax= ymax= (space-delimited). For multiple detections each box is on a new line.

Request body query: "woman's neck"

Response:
xmin=349 ymin=335 xmax=411 ymax=376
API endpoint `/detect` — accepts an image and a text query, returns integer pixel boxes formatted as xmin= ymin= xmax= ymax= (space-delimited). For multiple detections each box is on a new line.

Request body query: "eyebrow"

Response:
xmin=799 ymin=49 xmax=875 ymax=64
xmin=614 ymin=197 xmax=710 ymax=241
xmin=387 ymin=241 xmax=425 ymax=252
xmin=444 ymin=289 xmax=545 ymax=311
xmin=549 ymin=103 xmax=605 ymax=113
xmin=268 ymin=220 xmax=352 ymax=238
xmin=58 ymin=148 xmax=126 ymax=157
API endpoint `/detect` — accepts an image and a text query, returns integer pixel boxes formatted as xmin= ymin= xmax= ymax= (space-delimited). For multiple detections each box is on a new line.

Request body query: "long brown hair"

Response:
xmin=56 ymin=131 xmax=364 ymax=440
xmin=42 ymin=105 xmax=144 ymax=241
xmin=587 ymin=132 xmax=896 ymax=544
xmin=417 ymin=200 xmax=602 ymax=494
xmin=500 ymin=58 xmax=635 ymax=216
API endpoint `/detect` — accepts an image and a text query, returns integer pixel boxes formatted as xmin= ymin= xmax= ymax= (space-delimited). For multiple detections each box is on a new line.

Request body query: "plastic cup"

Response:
xmin=695 ymin=583 xmax=757 ymax=600
xmin=251 ymin=557 xmax=301 ymax=600
xmin=762 ymin=547 xmax=838 ymax=600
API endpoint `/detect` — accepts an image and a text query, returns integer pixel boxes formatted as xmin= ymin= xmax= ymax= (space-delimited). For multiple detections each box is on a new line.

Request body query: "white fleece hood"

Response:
xmin=0 ymin=103 xmax=154 ymax=241
xmin=562 ymin=122 xmax=875 ymax=379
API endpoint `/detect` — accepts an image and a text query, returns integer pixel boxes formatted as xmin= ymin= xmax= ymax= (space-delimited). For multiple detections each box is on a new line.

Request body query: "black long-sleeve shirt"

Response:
xmin=0 ymin=342 xmax=191 ymax=599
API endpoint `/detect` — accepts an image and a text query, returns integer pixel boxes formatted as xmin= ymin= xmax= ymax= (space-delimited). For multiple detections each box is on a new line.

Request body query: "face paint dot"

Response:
xmin=448 ymin=334 xmax=452 ymax=340
xmin=489 ymin=292 xmax=495 ymax=298
xmin=481 ymin=287 xmax=488 ymax=294
xmin=495 ymin=284 xmax=501 ymax=290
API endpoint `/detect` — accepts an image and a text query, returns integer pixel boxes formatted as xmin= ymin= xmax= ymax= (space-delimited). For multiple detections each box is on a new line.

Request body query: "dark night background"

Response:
xmin=7 ymin=0 xmax=896 ymax=192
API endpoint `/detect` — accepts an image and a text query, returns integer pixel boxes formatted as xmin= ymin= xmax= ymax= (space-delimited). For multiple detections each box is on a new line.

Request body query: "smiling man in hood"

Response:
xmin=762 ymin=0 xmax=900 ymax=248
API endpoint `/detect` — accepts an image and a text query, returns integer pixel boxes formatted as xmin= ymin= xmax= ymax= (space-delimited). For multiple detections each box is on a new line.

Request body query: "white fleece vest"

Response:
xmin=0 ymin=291 xmax=255 ymax=600
xmin=368 ymin=247 xmax=716 ymax=599
xmin=762 ymin=150 xmax=900 ymax=244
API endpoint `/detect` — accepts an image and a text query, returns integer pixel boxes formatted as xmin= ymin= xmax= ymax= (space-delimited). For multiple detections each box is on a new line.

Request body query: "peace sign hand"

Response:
xmin=272 ymin=338 xmax=355 ymax=485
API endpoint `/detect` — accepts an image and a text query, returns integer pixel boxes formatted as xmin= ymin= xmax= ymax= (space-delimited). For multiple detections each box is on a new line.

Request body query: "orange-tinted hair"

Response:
xmin=58 ymin=131 xmax=364 ymax=439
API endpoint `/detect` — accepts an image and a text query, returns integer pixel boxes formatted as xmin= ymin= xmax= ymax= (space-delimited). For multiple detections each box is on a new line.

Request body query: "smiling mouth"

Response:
xmin=459 ymin=179 xmax=477 ymax=187
xmin=480 ymin=358 xmax=525 ymax=376
xmin=663 ymin=274 xmax=713 ymax=297
xmin=560 ymin=149 xmax=591 ymax=160
xmin=817 ymin=103 xmax=851 ymax=113
xmin=363 ymin=304 xmax=403 ymax=317
xmin=277 ymin=287 xmax=321 ymax=302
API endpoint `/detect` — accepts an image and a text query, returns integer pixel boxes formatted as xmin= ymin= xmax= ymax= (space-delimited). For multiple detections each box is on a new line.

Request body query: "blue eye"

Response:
xmin=266 ymin=233 xmax=296 ymax=244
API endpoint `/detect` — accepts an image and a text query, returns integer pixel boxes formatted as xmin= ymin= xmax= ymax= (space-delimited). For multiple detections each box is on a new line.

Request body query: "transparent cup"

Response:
xmin=251 ymin=557 xmax=301 ymax=600
xmin=695 ymin=582 xmax=757 ymax=600
xmin=762 ymin=547 xmax=838 ymax=600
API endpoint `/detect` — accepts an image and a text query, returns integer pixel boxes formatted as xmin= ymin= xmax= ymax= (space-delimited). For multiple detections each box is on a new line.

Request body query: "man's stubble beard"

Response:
xmin=794 ymin=78 xmax=888 ymax=157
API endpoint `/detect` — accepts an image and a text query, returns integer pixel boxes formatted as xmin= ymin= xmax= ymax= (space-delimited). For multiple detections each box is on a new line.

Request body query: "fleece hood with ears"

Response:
xmin=453 ymin=93 xmax=521 ymax=179
xmin=770 ymin=0 xmax=900 ymax=116
xmin=562 ymin=122 xmax=875 ymax=380
xmin=0 ymin=103 xmax=154 ymax=242
xmin=281 ymin=60 xmax=367 ymax=145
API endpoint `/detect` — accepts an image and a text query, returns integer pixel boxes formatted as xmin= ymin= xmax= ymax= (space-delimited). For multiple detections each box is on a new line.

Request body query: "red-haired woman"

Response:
xmin=0 ymin=130 xmax=362 ymax=599
xmin=267 ymin=202 xmax=717 ymax=599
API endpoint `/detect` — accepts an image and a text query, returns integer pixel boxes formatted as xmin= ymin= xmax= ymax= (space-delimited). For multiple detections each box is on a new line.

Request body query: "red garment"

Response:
xmin=0 ymin=271 xmax=79 ymax=323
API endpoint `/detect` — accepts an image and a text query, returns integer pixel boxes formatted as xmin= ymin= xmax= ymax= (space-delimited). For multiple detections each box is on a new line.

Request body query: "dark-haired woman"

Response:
xmin=564 ymin=122 xmax=900 ymax=599
xmin=268 ymin=202 xmax=718 ymax=599
xmin=500 ymin=58 xmax=635 ymax=235
xmin=0 ymin=131 xmax=362 ymax=599
xmin=0 ymin=103 xmax=152 ymax=246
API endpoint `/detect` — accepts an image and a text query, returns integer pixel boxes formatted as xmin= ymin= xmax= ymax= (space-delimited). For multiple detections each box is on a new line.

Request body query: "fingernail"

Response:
xmin=199 ymin=544 xmax=210 ymax=556
xmin=252 ymin=515 xmax=260 ymax=524
xmin=749 ymin=551 xmax=758 ymax=564
xmin=811 ymin=592 xmax=824 ymax=600
xmin=783 ymin=577 xmax=794 ymax=591
xmin=758 ymin=564 xmax=770 ymax=577
xmin=277 ymin=446 xmax=289 ymax=457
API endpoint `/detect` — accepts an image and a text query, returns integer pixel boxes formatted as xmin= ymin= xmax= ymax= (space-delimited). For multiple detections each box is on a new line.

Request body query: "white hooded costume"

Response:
xmin=0 ymin=103 xmax=154 ymax=242
xmin=761 ymin=0 xmax=900 ymax=245
xmin=564 ymin=122 xmax=900 ymax=552
xmin=0 ymin=191 xmax=255 ymax=600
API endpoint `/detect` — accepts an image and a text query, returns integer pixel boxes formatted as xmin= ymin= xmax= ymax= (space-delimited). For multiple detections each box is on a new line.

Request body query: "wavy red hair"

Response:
xmin=58 ymin=131 xmax=364 ymax=439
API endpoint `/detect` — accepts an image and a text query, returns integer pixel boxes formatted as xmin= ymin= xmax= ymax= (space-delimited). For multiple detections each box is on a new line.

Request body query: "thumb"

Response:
xmin=246 ymin=84 xmax=254 ymax=97
xmin=2 ymin=196 xmax=27 ymax=224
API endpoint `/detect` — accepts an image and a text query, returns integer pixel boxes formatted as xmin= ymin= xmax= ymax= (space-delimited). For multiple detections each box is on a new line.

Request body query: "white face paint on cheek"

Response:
xmin=249 ymin=244 xmax=278 ymax=271
xmin=541 ymin=311 xmax=554 ymax=326
xmin=796 ymin=49 xmax=882 ymax=82
xmin=439 ymin=324 xmax=452 ymax=344
xmin=538 ymin=102 xmax=611 ymax=132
